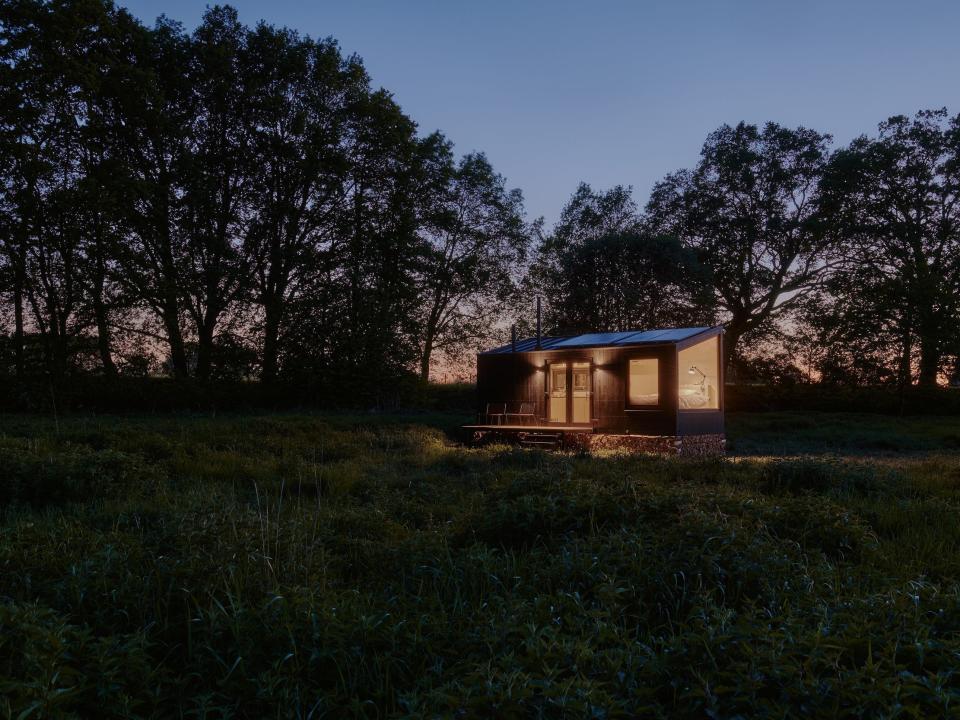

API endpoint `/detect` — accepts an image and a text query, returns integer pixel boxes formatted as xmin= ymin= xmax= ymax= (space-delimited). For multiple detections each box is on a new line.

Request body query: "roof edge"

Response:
xmin=480 ymin=325 xmax=721 ymax=355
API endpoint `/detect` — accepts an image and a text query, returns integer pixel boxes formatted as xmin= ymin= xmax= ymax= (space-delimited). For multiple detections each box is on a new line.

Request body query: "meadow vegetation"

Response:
xmin=3 ymin=411 xmax=960 ymax=717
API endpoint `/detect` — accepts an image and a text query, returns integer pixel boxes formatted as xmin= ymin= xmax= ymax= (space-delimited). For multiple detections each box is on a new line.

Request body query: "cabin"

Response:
xmin=465 ymin=326 xmax=725 ymax=455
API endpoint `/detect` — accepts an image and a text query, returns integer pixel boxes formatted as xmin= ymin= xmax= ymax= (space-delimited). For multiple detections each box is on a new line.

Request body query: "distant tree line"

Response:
xmin=0 ymin=0 xmax=529 ymax=385
xmin=2 ymin=1 xmax=959 ymax=390
xmin=534 ymin=113 xmax=960 ymax=387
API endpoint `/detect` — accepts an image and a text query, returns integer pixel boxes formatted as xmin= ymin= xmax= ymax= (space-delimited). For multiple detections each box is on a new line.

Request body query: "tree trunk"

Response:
xmin=89 ymin=249 xmax=115 ymax=377
xmin=92 ymin=291 xmax=116 ymax=378
xmin=54 ymin=337 xmax=68 ymax=378
xmin=950 ymin=356 xmax=960 ymax=388
xmin=261 ymin=299 xmax=282 ymax=382
xmin=91 ymin=216 xmax=116 ymax=377
xmin=162 ymin=295 xmax=189 ymax=378
xmin=52 ymin=312 xmax=69 ymax=378
xmin=722 ymin=322 xmax=745 ymax=383
xmin=195 ymin=315 xmax=217 ymax=381
xmin=897 ymin=321 xmax=913 ymax=388
xmin=917 ymin=332 xmax=940 ymax=386
xmin=13 ymin=266 xmax=24 ymax=378
xmin=419 ymin=335 xmax=433 ymax=381
xmin=350 ymin=186 xmax=364 ymax=359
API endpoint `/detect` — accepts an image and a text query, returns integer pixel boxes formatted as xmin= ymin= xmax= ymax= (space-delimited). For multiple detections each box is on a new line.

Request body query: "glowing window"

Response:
xmin=628 ymin=358 xmax=659 ymax=405
xmin=678 ymin=335 xmax=720 ymax=410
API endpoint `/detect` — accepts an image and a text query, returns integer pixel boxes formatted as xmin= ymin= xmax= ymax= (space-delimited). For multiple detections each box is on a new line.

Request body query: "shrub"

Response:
xmin=757 ymin=457 xmax=904 ymax=497
xmin=0 ymin=441 xmax=160 ymax=508
xmin=0 ymin=602 xmax=154 ymax=719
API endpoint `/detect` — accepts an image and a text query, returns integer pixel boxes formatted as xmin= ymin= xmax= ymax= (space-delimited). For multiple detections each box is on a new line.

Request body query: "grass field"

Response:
xmin=3 ymin=410 xmax=960 ymax=717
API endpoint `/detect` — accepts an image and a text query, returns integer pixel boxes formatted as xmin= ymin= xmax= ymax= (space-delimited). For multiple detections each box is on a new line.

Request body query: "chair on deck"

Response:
xmin=505 ymin=401 xmax=536 ymax=425
xmin=485 ymin=402 xmax=507 ymax=425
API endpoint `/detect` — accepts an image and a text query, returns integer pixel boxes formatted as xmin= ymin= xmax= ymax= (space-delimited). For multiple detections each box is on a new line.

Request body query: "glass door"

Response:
xmin=572 ymin=362 xmax=591 ymax=423
xmin=548 ymin=363 xmax=567 ymax=423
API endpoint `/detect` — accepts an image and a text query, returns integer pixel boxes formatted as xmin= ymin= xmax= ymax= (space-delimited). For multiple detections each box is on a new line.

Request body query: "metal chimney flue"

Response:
xmin=511 ymin=324 xmax=517 ymax=352
xmin=535 ymin=297 xmax=542 ymax=350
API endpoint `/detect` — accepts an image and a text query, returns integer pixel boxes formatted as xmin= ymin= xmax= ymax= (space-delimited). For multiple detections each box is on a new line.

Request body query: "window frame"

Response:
xmin=625 ymin=355 xmax=662 ymax=411
xmin=676 ymin=333 xmax=722 ymax=413
xmin=545 ymin=356 xmax=594 ymax=426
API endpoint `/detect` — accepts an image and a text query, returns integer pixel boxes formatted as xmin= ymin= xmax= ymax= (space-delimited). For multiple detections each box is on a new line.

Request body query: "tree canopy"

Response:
xmin=645 ymin=122 xmax=834 ymax=372
xmin=2 ymin=1 xmax=960 ymax=389
xmin=530 ymin=183 xmax=711 ymax=336
xmin=812 ymin=109 xmax=960 ymax=386
xmin=0 ymin=0 xmax=531 ymax=385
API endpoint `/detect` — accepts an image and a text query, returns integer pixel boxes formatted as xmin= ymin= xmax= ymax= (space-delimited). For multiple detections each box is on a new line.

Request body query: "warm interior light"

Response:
xmin=628 ymin=358 xmax=659 ymax=405
xmin=678 ymin=337 xmax=720 ymax=409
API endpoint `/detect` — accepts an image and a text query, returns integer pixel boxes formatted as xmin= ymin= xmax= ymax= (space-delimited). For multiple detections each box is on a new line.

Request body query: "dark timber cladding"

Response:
xmin=474 ymin=326 xmax=724 ymax=436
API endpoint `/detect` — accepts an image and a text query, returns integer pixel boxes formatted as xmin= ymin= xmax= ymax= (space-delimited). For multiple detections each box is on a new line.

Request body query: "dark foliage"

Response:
xmin=645 ymin=122 xmax=834 ymax=371
xmin=726 ymin=382 xmax=960 ymax=415
xmin=0 ymin=373 xmax=476 ymax=414
xmin=810 ymin=109 xmax=960 ymax=386
xmin=3 ymin=413 xmax=960 ymax=716
xmin=0 ymin=0 xmax=530 ymax=384
xmin=4 ymin=0 xmax=960 ymax=397
xmin=530 ymin=183 xmax=713 ymax=336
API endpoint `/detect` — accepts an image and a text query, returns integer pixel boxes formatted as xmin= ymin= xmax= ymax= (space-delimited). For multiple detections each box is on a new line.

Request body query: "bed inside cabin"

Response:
xmin=627 ymin=333 xmax=720 ymax=410
xmin=677 ymin=334 xmax=720 ymax=409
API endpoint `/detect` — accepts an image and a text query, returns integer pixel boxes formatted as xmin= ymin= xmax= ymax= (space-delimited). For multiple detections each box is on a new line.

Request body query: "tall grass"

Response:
xmin=2 ymin=411 xmax=960 ymax=717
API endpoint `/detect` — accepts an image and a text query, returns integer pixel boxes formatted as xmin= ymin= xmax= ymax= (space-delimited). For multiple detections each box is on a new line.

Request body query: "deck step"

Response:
xmin=520 ymin=432 xmax=563 ymax=449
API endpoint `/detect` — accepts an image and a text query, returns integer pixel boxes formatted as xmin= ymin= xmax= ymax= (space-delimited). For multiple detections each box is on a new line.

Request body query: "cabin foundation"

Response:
xmin=466 ymin=428 xmax=726 ymax=456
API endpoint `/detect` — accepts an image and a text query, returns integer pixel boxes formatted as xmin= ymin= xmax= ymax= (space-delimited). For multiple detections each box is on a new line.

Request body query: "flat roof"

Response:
xmin=481 ymin=326 xmax=717 ymax=354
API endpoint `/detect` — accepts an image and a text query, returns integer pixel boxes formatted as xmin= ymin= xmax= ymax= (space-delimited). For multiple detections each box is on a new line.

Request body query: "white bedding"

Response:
xmin=630 ymin=386 xmax=714 ymax=408
xmin=678 ymin=385 xmax=711 ymax=409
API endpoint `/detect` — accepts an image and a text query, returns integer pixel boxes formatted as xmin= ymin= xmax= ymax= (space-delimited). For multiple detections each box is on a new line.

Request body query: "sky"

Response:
xmin=121 ymin=0 xmax=960 ymax=227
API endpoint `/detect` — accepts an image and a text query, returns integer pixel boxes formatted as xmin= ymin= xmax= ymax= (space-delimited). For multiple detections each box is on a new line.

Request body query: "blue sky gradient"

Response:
xmin=122 ymin=0 xmax=960 ymax=225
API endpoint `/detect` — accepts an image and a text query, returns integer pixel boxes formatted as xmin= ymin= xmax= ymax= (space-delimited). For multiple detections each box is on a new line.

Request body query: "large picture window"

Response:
xmin=628 ymin=358 xmax=659 ymax=405
xmin=677 ymin=336 xmax=720 ymax=409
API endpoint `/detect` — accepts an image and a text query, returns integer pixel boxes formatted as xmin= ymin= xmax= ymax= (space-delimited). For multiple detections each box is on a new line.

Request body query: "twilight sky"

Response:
xmin=122 ymin=0 xmax=960 ymax=226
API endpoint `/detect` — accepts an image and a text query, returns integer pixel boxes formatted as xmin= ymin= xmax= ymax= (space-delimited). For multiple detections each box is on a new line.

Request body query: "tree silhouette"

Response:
xmin=531 ymin=183 xmax=711 ymax=335
xmin=817 ymin=109 xmax=960 ymax=386
xmin=646 ymin=122 xmax=834 ymax=373
xmin=416 ymin=151 xmax=529 ymax=380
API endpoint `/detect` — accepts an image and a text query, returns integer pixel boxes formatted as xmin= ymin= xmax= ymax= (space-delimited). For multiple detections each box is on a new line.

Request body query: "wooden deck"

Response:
xmin=462 ymin=423 xmax=594 ymax=450
xmin=462 ymin=423 xmax=594 ymax=432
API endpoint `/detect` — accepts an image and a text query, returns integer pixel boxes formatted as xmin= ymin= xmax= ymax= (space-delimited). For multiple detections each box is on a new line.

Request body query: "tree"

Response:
xmin=646 ymin=122 xmax=834 ymax=372
xmin=816 ymin=109 xmax=960 ymax=386
xmin=550 ymin=182 xmax=640 ymax=249
xmin=71 ymin=0 xmax=141 ymax=377
xmin=797 ymin=259 xmax=912 ymax=386
xmin=532 ymin=183 xmax=710 ymax=335
xmin=416 ymin=151 xmax=529 ymax=380
xmin=179 ymin=6 xmax=255 ymax=380
xmin=0 ymin=0 xmax=534 ymax=392
xmin=0 ymin=0 xmax=35 ymax=378
xmin=277 ymin=87 xmax=431 ymax=387
xmin=103 ymin=14 xmax=196 ymax=377
xmin=0 ymin=0 xmax=124 ymax=377
xmin=103 ymin=8 xmax=257 ymax=380
xmin=242 ymin=25 xmax=362 ymax=381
